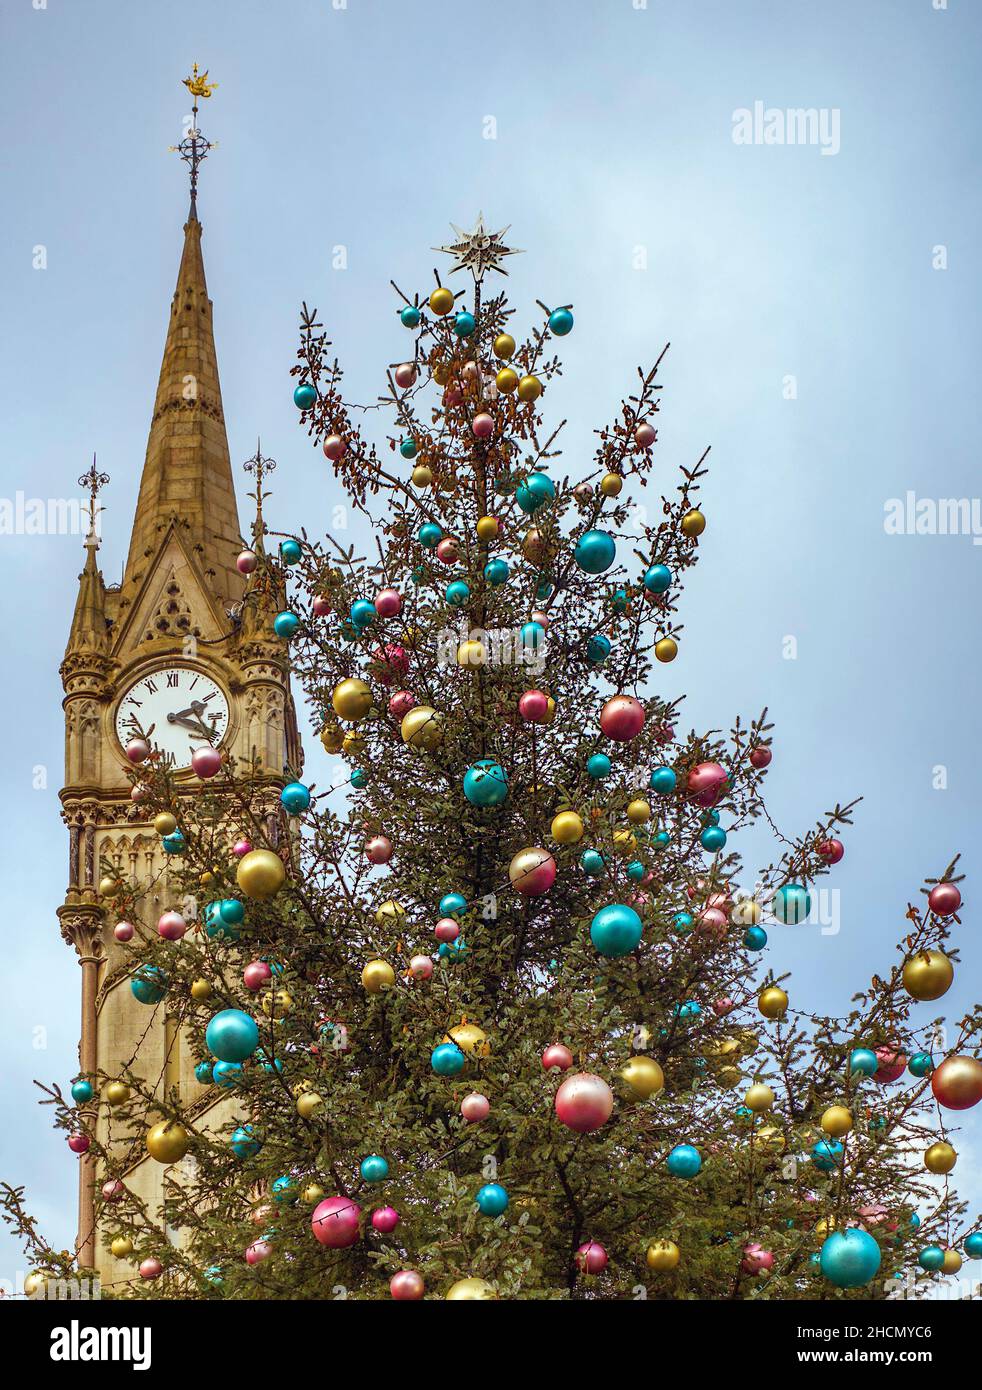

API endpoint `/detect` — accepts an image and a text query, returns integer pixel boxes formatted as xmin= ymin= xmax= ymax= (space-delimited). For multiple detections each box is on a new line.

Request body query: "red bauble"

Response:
xmin=409 ymin=954 xmax=433 ymax=980
xmin=874 ymin=1046 xmax=908 ymax=1083
xmin=243 ymin=961 xmax=273 ymax=992
xmin=713 ymin=996 xmax=735 ymax=1016
xmin=157 ymin=910 xmax=187 ymax=941
xmin=322 ymin=434 xmax=346 ymax=461
xmin=518 ymin=690 xmax=549 ymax=723
xmin=390 ymin=1270 xmax=425 ymax=1300
xmin=575 ymin=1241 xmax=609 ymax=1274
xmin=232 ymin=838 xmax=252 ymax=857
xmin=366 ymin=835 xmax=393 ymax=865
xmin=509 ymin=847 xmax=557 ymax=896
xmin=472 ymin=412 xmax=495 ymax=439
xmin=599 ymin=694 xmax=645 ymax=742
xmin=686 ymin=761 xmax=728 ymax=808
xmin=125 ymin=737 xmax=151 ymax=764
xmin=102 ymin=1179 xmax=125 ymax=1202
xmin=542 ymin=1043 xmax=574 ymax=1072
xmin=191 ymin=746 xmax=222 ymax=779
xmin=388 ymin=690 xmax=416 ymax=718
xmin=741 ymin=1244 xmax=774 ymax=1275
xmin=374 ymin=587 xmax=402 ymax=618
xmin=68 ymin=1134 xmax=90 ymax=1154
xmin=374 ymin=643 xmax=410 ymax=684
xmin=114 ymin=921 xmax=134 ymax=943
xmin=312 ymin=594 xmax=332 ymax=617
xmin=749 ymin=746 xmax=772 ymax=769
xmin=818 ymin=838 xmax=844 ymax=865
xmin=236 ymin=549 xmax=258 ymax=575
xmin=372 ymin=1206 xmax=400 ymax=1233
xmin=435 ymin=538 xmax=459 ymax=565
xmin=311 ymin=1196 xmax=361 ymax=1248
xmin=554 ymin=1073 xmax=614 ymax=1133
xmin=931 ymin=1055 xmax=982 ymax=1111
xmin=245 ymin=1239 xmax=272 ymax=1265
xmin=928 ymin=882 xmax=961 ymax=916
xmin=434 ymin=918 xmax=460 ymax=943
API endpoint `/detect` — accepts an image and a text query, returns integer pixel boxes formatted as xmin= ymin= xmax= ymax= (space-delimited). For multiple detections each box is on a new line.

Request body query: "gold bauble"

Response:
xmin=237 ymin=848 xmax=286 ymax=901
xmin=432 ymin=362 xmax=451 ymax=386
xmin=476 ymin=515 xmax=499 ymax=540
xmin=645 ymin=1239 xmax=680 ymax=1271
xmin=717 ymin=1065 xmax=744 ymax=1088
xmin=362 ymin=959 xmax=396 ymax=994
xmin=744 ymin=1083 xmax=775 ymax=1113
xmin=146 ymin=1121 xmax=190 ymax=1165
xmin=412 ymin=464 xmax=433 ymax=488
xmin=681 ymin=508 xmax=706 ymax=538
xmin=814 ymin=1216 xmax=837 ymax=1238
xmin=200 ymin=871 xmax=215 ymax=887
xmin=153 ymin=812 xmax=178 ymax=837
xmin=902 ymin=949 xmax=954 ymax=1003
xmin=110 ymin=1237 xmax=134 ymax=1259
xmin=600 ymin=472 xmax=623 ymax=497
xmin=297 ymin=1092 xmax=324 ymax=1119
xmin=457 ymin=639 xmax=488 ymax=668
xmin=732 ymin=898 xmax=762 ymax=926
xmin=612 ymin=828 xmax=637 ymax=856
xmin=302 ymin=1182 xmax=325 ymax=1204
xmin=517 ymin=374 xmax=542 ymax=402
xmin=654 ymin=637 xmax=678 ymax=663
xmin=542 ymin=696 xmax=557 ymax=725
xmin=736 ymin=1030 xmax=760 ymax=1056
xmin=343 ymin=730 xmax=366 ymax=758
xmin=758 ymin=986 xmax=788 ymax=1020
xmin=931 ymin=1055 xmax=982 ymax=1109
xmin=620 ymin=1055 xmax=664 ymax=1099
xmin=23 ymin=1272 xmax=47 ymax=1297
xmin=99 ymin=875 xmax=122 ymax=897
xmin=190 ymin=978 xmax=213 ymax=1002
xmin=262 ymin=988 xmax=293 ymax=1018
xmin=706 ymin=1037 xmax=741 ymax=1060
xmin=943 ymin=1249 xmax=963 ymax=1275
xmin=756 ymin=1124 xmax=786 ymax=1154
xmin=448 ymin=1022 xmax=490 ymax=1056
xmin=626 ymin=799 xmax=651 ymax=824
xmin=446 ymin=1277 xmax=497 ymax=1300
xmin=493 ymin=333 xmax=515 ymax=359
xmin=400 ymin=706 xmax=443 ymax=750
xmin=320 ymin=723 xmax=345 ymax=753
xmin=375 ymin=899 xmax=406 ymax=926
xmin=429 ymin=286 xmax=455 ymax=316
xmin=821 ymin=1105 xmax=853 ymax=1138
xmin=332 ymin=677 xmax=373 ymax=722
xmin=551 ymin=811 xmax=584 ymax=845
xmin=495 ymin=367 xmax=518 ymax=393
xmin=925 ymin=1141 xmax=957 ymax=1174
xmin=105 ymin=1082 xmax=131 ymax=1107
xmin=522 ymin=528 xmax=555 ymax=564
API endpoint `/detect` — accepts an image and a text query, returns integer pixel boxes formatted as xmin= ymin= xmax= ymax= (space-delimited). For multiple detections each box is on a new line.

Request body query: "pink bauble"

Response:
xmin=818 ymin=837 xmax=844 ymax=865
xmin=574 ymin=482 xmax=593 ymax=501
xmin=857 ymin=1203 xmax=891 ymax=1230
xmin=555 ymin=1073 xmax=614 ymax=1133
xmin=157 ymin=910 xmax=187 ymax=941
xmin=575 ymin=1241 xmax=609 ymax=1274
xmin=236 ymin=549 xmax=258 ymax=575
xmin=372 ymin=1206 xmax=400 ymax=1234
xmin=375 ymin=643 xmax=409 ymax=683
xmin=713 ymin=997 xmax=735 ymax=1016
xmin=518 ymin=690 xmax=549 ymax=723
xmin=323 ymin=434 xmax=346 ymax=461
xmin=233 ymin=838 xmax=252 ymax=858
xmin=389 ymin=690 xmax=416 ymax=718
xmin=374 ymin=587 xmax=402 ymax=619
xmin=245 ymin=1239 xmax=272 ymax=1266
xmin=472 ymin=412 xmax=494 ymax=439
xmin=874 ymin=1046 xmax=908 ymax=1083
xmin=311 ymin=1196 xmax=361 ymax=1248
xmin=509 ymin=847 xmax=556 ymax=896
xmin=191 ymin=746 xmax=222 ymax=779
xmin=530 ymin=610 xmax=549 ymax=630
xmin=695 ymin=907 xmax=728 ymax=937
xmin=139 ymin=1258 xmax=162 ymax=1280
xmin=250 ymin=1202 xmax=273 ymax=1228
xmin=244 ymin=961 xmax=273 ymax=992
xmin=390 ymin=1270 xmax=425 ymax=1300
xmin=435 ymin=918 xmax=460 ymax=944
xmin=102 ymin=1179 xmax=125 ymax=1203
xmin=686 ymin=761 xmax=728 ymax=808
xmin=542 ymin=1043 xmax=574 ymax=1073
xmin=460 ymin=1092 xmax=490 ymax=1124
xmin=125 ymin=738 xmax=151 ymax=764
xmin=394 ymin=363 xmax=417 ymax=390
xmin=634 ymin=422 xmax=656 ymax=448
xmin=130 ymin=783 xmax=149 ymax=802
xmin=750 ymin=746 xmax=772 ymax=770
xmin=741 ymin=1244 xmax=774 ymax=1275
xmin=599 ymin=694 xmax=645 ymax=743
xmin=409 ymin=954 xmax=434 ymax=981
xmin=654 ymin=723 xmax=675 ymax=744
xmin=435 ymin=538 xmax=459 ymax=565
xmin=114 ymin=921 xmax=135 ymax=943
xmin=68 ymin=1134 xmax=90 ymax=1154
xmin=312 ymin=594 xmax=332 ymax=617
xmin=366 ymin=835 xmax=393 ymax=865
xmin=443 ymin=385 xmax=463 ymax=407
xmin=928 ymin=882 xmax=961 ymax=916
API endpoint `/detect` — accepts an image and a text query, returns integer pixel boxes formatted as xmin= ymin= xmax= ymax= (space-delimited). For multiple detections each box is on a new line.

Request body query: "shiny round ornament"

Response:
xmin=236 ymin=848 xmax=285 ymax=901
xmin=362 ymin=959 xmax=395 ymax=994
xmin=446 ymin=1277 xmax=497 ymax=1300
xmin=461 ymin=1092 xmax=490 ymax=1123
xmin=586 ymin=753 xmax=611 ymax=780
xmin=401 ymin=705 xmax=443 ymax=750
xmin=280 ymin=781 xmax=311 ymax=816
xmin=621 ymin=1055 xmax=664 ymax=1099
xmin=902 ymin=949 xmax=954 ymax=1002
xmin=925 ymin=1141 xmax=957 ymax=1173
xmin=821 ymin=1106 xmax=853 ymax=1137
xmin=476 ymin=1183 xmax=508 ymax=1217
xmin=550 ymin=811 xmax=584 ymax=845
xmin=104 ymin=1081 xmax=131 ymax=1107
xmin=931 ymin=1055 xmax=982 ymax=1111
xmin=875 ymin=1046 xmax=908 ymax=1083
xmin=332 ymin=677 xmax=373 ymax=721
xmin=231 ymin=1125 xmax=262 ymax=1159
xmin=390 ymin=1269 xmax=425 ymax=1299
xmin=928 ymin=882 xmax=961 ymax=916
xmin=634 ymin=421 xmax=656 ymax=448
xmin=772 ymin=883 xmax=811 ymax=925
xmin=146 ymin=1121 xmax=190 ymax=1164
xmin=680 ymin=508 xmax=706 ymax=538
xmin=849 ymin=1047 xmax=879 ymax=1077
xmin=110 ymin=1236 xmax=134 ymax=1259
xmin=758 ymin=986 xmax=788 ymax=1020
xmin=429 ymin=286 xmax=454 ymax=315
xmin=71 ymin=1079 xmax=94 ymax=1104
xmin=820 ymin=1229 xmax=881 ymax=1288
xmin=542 ymin=1043 xmax=574 ymax=1073
xmin=293 ymin=383 xmax=316 ymax=410
xmin=744 ymin=1083 xmax=775 ymax=1113
xmin=206 ymin=1010 xmax=259 ymax=1064
xmin=463 ymin=759 xmax=508 ymax=806
xmin=236 ymin=549 xmax=258 ymax=575
xmin=139 ymin=1258 xmax=163 ymax=1281
xmin=472 ymin=411 xmax=494 ymax=439
xmin=549 ymin=307 xmax=574 ymax=336
xmin=811 ymin=1140 xmax=844 ymax=1172
xmin=590 ymin=903 xmax=643 ymax=957
xmin=509 ymin=847 xmax=556 ymax=896
xmin=273 ymin=610 xmax=300 ymax=639
xmin=493 ymin=333 xmax=516 ymax=359
xmin=600 ymin=694 xmax=645 ymax=742
xmin=517 ymin=374 xmax=542 ymax=402
xmin=131 ymin=965 xmax=167 ymax=1005
xmin=555 ymin=1073 xmax=614 ymax=1133
xmin=575 ymin=1242 xmax=608 ymax=1274
xmin=516 ymin=472 xmax=556 ymax=514
xmin=431 ymin=1042 xmax=466 ymax=1076
xmin=666 ymin=1144 xmax=702 ymax=1178
xmin=311 ymin=1196 xmax=361 ymax=1248
xmin=964 ymin=1233 xmax=982 ymax=1259
xmin=575 ymin=529 xmax=616 ymax=574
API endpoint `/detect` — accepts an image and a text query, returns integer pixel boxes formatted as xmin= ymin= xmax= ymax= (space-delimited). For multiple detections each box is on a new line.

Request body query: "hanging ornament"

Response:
xmin=206 ymin=1009 xmax=259 ymax=1063
xmin=600 ymin=694 xmax=645 ymax=742
xmin=620 ymin=1056 xmax=664 ymax=1099
xmin=401 ymin=706 xmax=444 ymax=750
xmin=928 ymin=882 xmax=961 ymax=916
xmin=157 ymin=910 xmax=186 ymax=941
xmin=931 ymin=1055 xmax=982 ymax=1111
xmin=902 ymin=949 xmax=954 ymax=1001
xmin=666 ymin=1144 xmax=702 ymax=1178
xmin=590 ymin=903 xmax=643 ymax=957
xmin=237 ymin=549 xmax=258 ymax=575
xmin=293 ymin=383 xmax=316 ymax=410
xmin=191 ymin=746 xmax=222 ymax=779
xmin=551 ymin=810 xmax=584 ymax=844
xmin=509 ymin=847 xmax=556 ymax=896
xmin=476 ymin=1183 xmax=509 ymax=1217
xmin=445 ymin=1278 xmax=497 ymax=1300
xmin=925 ymin=1141 xmax=957 ymax=1173
xmin=236 ymin=849 xmax=285 ymax=900
xmin=146 ymin=1121 xmax=190 ymax=1164
xmin=280 ymin=781 xmax=311 ymax=815
xmin=575 ymin=1242 xmax=608 ymax=1274
xmin=771 ymin=883 xmax=811 ymax=925
xmin=542 ymin=1043 xmax=574 ymax=1072
xmin=463 ymin=759 xmax=508 ymax=806
xmin=680 ymin=508 xmax=706 ymax=537
xmin=311 ymin=1197 xmax=361 ymax=1248
xmin=366 ymin=835 xmax=393 ymax=865
xmin=757 ymin=986 xmax=788 ymax=1020
xmin=821 ymin=1105 xmax=853 ymax=1137
xmin=574 ymin=529 xmax=616 ymax=574
xmin=461 ymin=1092 xmax=490 ymax=1123
xmin=555 ymin=1073 xmax=614 ymax=1133
xmin=874 ymin=1045 xmax=907 ymax=1083
xmin=820 ymin=1230 xmax=881 ymax=1288
xmin=361 ymin=960 xmax=395 ymax=993
xmin=431 ymin=1042 xmax=466 ymax=1076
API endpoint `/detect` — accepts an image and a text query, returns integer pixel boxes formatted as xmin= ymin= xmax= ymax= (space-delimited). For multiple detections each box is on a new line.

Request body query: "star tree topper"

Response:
xmin=434 ymin=214 xmax=522 ymax=282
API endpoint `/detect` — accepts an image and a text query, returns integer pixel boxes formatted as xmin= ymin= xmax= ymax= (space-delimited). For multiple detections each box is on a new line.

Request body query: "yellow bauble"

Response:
xmin=412 ymin=465 xmax=433 ymax=488
xmin=362 ymin=959 xmax=396 ymax=994
xmin=476 ymin=515 xmax=499 ymax=540
xmin=446 ymin=1277 xmax=497 ymax=1300
xmin=757 ymin=1125 xmax=786 ymax=1154
xmin=744 ymin=1083 xmax=775 ymax=1113
xmin=758 ymin=986 xmax=788 ymax=1020
xmin=495 ymin=367 xmax=518 ymax=393
xmin=262 ymin=988 xmax=292 ymax=1018
xmin=104 ymin=1082 xmax=131 ymax=1107
xmin=646 ymin=1240 xmax=680 ymax=1272
xmin=736 ymin=1030 xmax=760 ymax=1056
xmin=343 ymin=731 xmax=366 ymax=758
xmin=717 ymin=1065 xmax=744 ymax=1089
xmin=814 ymin=1216 xmax=837 ymax=1238
xmin=146 ymin=1121 xmax=190 ymax=1165
xmin=302 ymin=1183 xmax=325 ymax=1204
xmin=732 ymin=898 xmax=762 ymax=926
xmin=821 ymin=1105 xmax=853 ymax=1138
xmin=542 ymin=696 xmax=557 ymax=725
xmin=943 ymin=1249 xmax=963 ymax=1275
xmin=400 ymin=706 xmax=443 ymax=750
xmin=319 ymin=723 xmax=345 ymax=753
xmin=600 ymin=472 xmax=623 ymax=498
xmin=705 ymin=1037 xmax=741 ymax=1060
xmin=681 ymin=508 xmax=706 ymax=538
xmin=517 ymin=374 xmax=542 ymax=402
xmin=190 ymin=978 xmax=213 ymax=1002
xmin=551 ymin=811 xmax=584 ymax=845
xmin=448 ymin=1023 xmax=490 ymax=1056
xmin=902 ymin=949 xmax=954 ymax=1002
xmin=611 ymin=829 xmax=636 ymax=857
xmin=493 ymin=333 xmax=515 ymax=359
xmin=99 ymin=875 xmax=123 ymax=897
xmin=296 ymin=1092 xmax=324 ymax=1119
xmin=237 ymin=849 xmax=286 ymax=900
xmin=23 ymin=1272 xmax=47 ymax=1298
xmin=626 ymin=798 xmax=651 ymax=824
xmin=621 ymin=1055 xmax=664 ymax=1099
xmin=457 ymin=639 xmax=488 ymax=668
xmin=429 ymin=286 xmax=455 ymax=316
xmin=153 ymin=812 xmax=178 ymax=837
xmin=332 ymin=677 xmax=373 ymax=722
xmin=200 ymin=871 xmax=215 ymax=887
xmin=925 ymin=1142 xmax=957 ymax=1174
xmin=654 ymin=637 xmax=678 ymax=663
xmin=432 ymin=362 xmax=451 ymax=386
xmin=375 ymin=899 xmax=406 ymax=926
xmin=110 ymin=1236 xmax=134 ymax=1259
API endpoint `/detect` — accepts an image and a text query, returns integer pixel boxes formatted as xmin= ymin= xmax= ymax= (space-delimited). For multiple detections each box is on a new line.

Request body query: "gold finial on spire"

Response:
xmin=183 ymin=63 xmax=218 ymax=100
xmin=78 ymin=454 xmax=110 ymax=545
xmin=171 ymin=65 xmax=218 ymax=218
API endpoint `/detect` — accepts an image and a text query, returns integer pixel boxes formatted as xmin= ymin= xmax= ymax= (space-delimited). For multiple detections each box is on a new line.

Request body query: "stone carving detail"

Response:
xmin=143 ymin=570 xmax=201 ymax=644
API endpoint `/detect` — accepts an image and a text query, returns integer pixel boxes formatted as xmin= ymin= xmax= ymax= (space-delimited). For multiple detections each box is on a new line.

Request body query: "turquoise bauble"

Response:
xmin=965 ymin=1232 xmax=982 ymax=1258
xmin=575 ymin=529 xmax=616 ymax=574
xmin=908 ymin=1052 xmax=934 ymax=1078
xmin=454 ymin=311 xmax=476 ymax=337
xmin=653 ymin=830 xmax=670 ymax=849
xmin=580 ymin=849 xmax=605 ymax=876
xmin=586 ymin=633 xmax=611 ymax=664
xmin=439 ymin=937 xmax=468 ymax=960
xmin=811 ymin=1140 xmax=844 ymax=1172
xmin=212 ymin=1061 xmax=243 ymax=1089
xmin=273 ymin=610 xmax=300 ymax=639
xmin=431 ymin=1042 xmax=466 ymax=1076
xmin=549 ymin=307 xmax=574 ymax=336
xmin=418 ymin=522 xmax=443 ymax=549
xmin=351 ymin=769 xmax=368 ymax=789
xmin=280 ymin=781 xmax=311 ymax=815
xmin=772 ymin=883 xmax=811 ymax=925
xmin=516 ymin=472 xmax=556 ymax=514
xmin=536 ymin=577 xmax=554 ymax=602
xmin=587 ymin=753 xmax=611 ymax=780
xmin=220 ymin=899 xmax=245 ymax=925
xmin=258 ymin=1052 xmax=283 ymax=1075
xmin=439 ymin=892 xmax=468 ymax=918
xmin=476 ymin=1183 xmax=509 ymax=1216
xmin=400 ymin=437 xmax=418 ymax=459
xmin=446 ymin=580 xmax=470 ymax=606
xmin=279 ymin=539 xmax=302 ymax=565
xmin=351 ymin=599 xmax=376 ymax=628
xmin=206 ymin=1009 xmax=260 ymax=1064
xmin=849 ymin=1047 xmax=879 ymax=1077
xmin=272 ymin=1175 xmax=298 ymax=1205
xmin=71 ymin=1080 xmax=93 ymax=1104
xmin=131 ymin=966 xmax=167 ymax=1004
xmin=231 ymin=1125 xmax=261 ymax=1159
xmin=743 ymin=925 xmax=767 ymax=950
xmin=820 ymin=1229 xmax=881 ymax=1288
xmin=194 ymin=1061 xmax=212 ymax=1084
xmin=649 ymin=765 xmax=677 ymax=794
xmin=463 ymin=759 xmax=508 ymax=807
xmin=400 ymin=305 xmax=421 ymax=329
xmin=673 ymin=911 xmax=694 ymax=934
xmin=611 ymin=589 xmax=629 ymax=615
xmin=293 ymin=383 xmax=316 ymax=409
xmin=676 ymin=1000 xmax=701 ymax=1022
xmin=162 ymin=831 xmax=186 ymax=855
xmin=917 ymin=1245 xmax=945 ymax=1271
xmin=666 ymin=1144 xmax=702 ymax=1178
xmin=590 ymin=903 xmax=643 ymax=957
xmin=643 ymin=564 xmax=672 ymax=594
xmin=520 ymin=621 xmax=546 ymax=650
xmin=700 ymin=826 xmax=727 ymax=852
xmin=484 ymin=558 xmax=509 ymax=586
xmin=360 ymin=1154 xmax=389 ymax=1183
xmin=627 ymin=861 xmax=645 ymax=882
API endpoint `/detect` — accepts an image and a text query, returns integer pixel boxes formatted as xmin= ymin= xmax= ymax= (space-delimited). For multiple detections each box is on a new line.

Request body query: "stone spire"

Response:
xmin=64 ymin=535 xmax=110 ymax=662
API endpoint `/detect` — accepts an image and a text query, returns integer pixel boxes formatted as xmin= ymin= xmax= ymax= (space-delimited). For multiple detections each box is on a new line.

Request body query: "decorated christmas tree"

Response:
xmin=6 ymin=221 xmax=982 ymax=1301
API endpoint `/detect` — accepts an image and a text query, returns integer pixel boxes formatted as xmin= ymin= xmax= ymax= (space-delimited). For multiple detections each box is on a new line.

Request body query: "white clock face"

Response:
xmin=115 ymin=667 xmax=230 ymax=768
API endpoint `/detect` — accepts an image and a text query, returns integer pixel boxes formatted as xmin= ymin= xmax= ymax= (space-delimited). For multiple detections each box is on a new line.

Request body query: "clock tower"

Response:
xmin=57 ymin=92 xmax=302 ymax=1280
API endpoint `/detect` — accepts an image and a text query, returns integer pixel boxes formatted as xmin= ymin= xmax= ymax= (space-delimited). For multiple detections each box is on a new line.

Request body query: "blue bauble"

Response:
xmin=257 ymin=1051 xmax=283 ymax=1075
xmin=131 ymin=966 xmax=167 ymax=1004
xmin=917 ymin=1245 xmax=945 ymax=1271
xmin=350 ymin=769 xmax=368 ymax=789
xmin=743 ymin=925 xmax=767 ymax=951
xmin=207 ymin=915 xmax=240 ymax=942
xmin=418 ymin=522 xmax=443 ymax=549
xmin=439 ymin=892 xmax=468 ymax=918
xmin=673 ymin=911 xmax=694 ymax=934
xmin=203 ymin=1266 xmax=224 ymax=1286
xmin=548 ymin=307 xmax=574 ymax=336
xmin=272 ymin=1175 xmax=298 ymax=1205
xmin=666 ymin=1144 xmax=702 ymax=1178
xmin=463 ymin=759 xmax=508 ymax=807
xmin=279 ymin=538 xmax=302 ymax=565
xmin=71 ymin=1079 xmax=93 ymax=1104
xmin=212 ymin=1061 xmax=243 ymax=1089
xmin=575 ymin=529 xmax=616 ymax=574
xmin=611 ymin=589 xmax=630 ymax=615
xmin=400 ymin=305 xmax=421 ymax=328
xmin=220 ymin=899 xmax=245 ymax=925
xmin=438 ymin=937 xmax=468 ymax=960
xmin=587 ymin=753 xmax=611 ymax=780
xmin=206 ymin=1009 xmax=260 ymax=1064
xmin=643 ymin=564 xmax=672 ymax=594
xmin=520 ymin=621 xmax=546 ymax=650
xmin=676 ymin=1000 xmax=701 ymax=1022
xmin=735 ymin=1105 xmax=753 ymax=1121
xmin=849 ymin=1047 xmax=879 ymax=1077
xmin=965 ymin=1232 xmax=982 ymax=1258
xmin=446 ymin=580 xmax=470 ymax=606
xmin=772 ymin=882 xmax=811 ymax=925
xmin=280 ymin=781 xmax=311 ymax=815
xmin=820 ymin=1229 xmax=881 ymax=1288
xmin=653 ymin=830 xmax=670 ymax=850
xmin=293 ymin=383 xmax=317 ymax=410
xmin=400 ymin=436 xmax=418 ymax=459
xmin=516 ymin=472 xmax=556 ymax=514
xmin=590 ymin=903 xmax=643 ymax=957
xmin=454 ymin=311 xmax=476 ymax=337
xmin=231 ymin=1125 xmax=262 ymax=1159
xmin=476 ymin=1182 xmax=509 ymax=1216
xmin=484 ymin=558 xmax=510 ymax=586
xmin=273 ymin=610 xmax=300 ymax=639
xmin=811 ymin=1139 xmax=844 ymax=1172
xmin=535 ymin=577 xmax=554 ymax=602
xmin=580 ymin=849 xmax=605 ymax=876
xmin=431 ymin=1042 xmax=466 ymax=1076
xmin=586 ymin=633 xmax=611 ymax=664
xmin=162 ymin=831 xmax=186 ymax=855
xmin=627 ymin=860 xmax=645 ymax=882
xmin=194 ymin=1060 xmax=212 ymax=1084
xmin=908 ymin=1051 xmax=934 ymax=1078
xmin=649 ymin=765 xmax=677 ymax=794
xmin=360 ymin=1154 xmax=389 ymax=1183
xmin=350 ymin=599 xmax=376 ymax=628
xmin=700 ymin=825 xmax=727 ymax=852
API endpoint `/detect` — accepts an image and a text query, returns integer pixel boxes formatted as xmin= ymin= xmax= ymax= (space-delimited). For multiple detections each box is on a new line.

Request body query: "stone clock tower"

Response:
xmin=57 ymin=163 xmax=302 ymax=1281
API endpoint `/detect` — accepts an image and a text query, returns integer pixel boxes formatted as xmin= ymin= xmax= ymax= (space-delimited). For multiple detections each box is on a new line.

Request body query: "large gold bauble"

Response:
xmin=146 ymin=1121 xmax=190 ymax=1165
xmin=457 ymin=639 xmax=488 ymax=668
xmin=110 ymin=1236 xmax=133 ymax=1259
xmin=105 ymin=1082 xmax=131 ymax=1107
xmin=551 ymin=810 xmax=584 ymax=845
xmin=756 ymin=1125 xmax=786 ymax=1154
xmin=236 ymin=849 xmax=286 ymax=900
xmin=342 ymin=731 xmax=366 ymax=758
xmin=332 ymin=677 xmax=373 ymax=722
xmin=943 ymin=1249 xmax=963 ymax=1274
xmin=320 ymin=723 xmax=345 ymax=753
xmin=620 ymin=1055 xmax=664 ymax=1099
xmin=495 ymin=367 xmax=518 ymax=393
xmin=681 ymin=508 xmax=706 ymax=538
xmin=646 ymin=1240 xmax=680 ymax=1271
xmin=153 ymin=812 xmax=178 ymax=837
xmin=758 ymin=986 xmax=788 ymax=1020
xmin=400 ymin=706 xmax=443 ymax=750
xmin=23 ymin=1272 xmax=47 ymax=1298
xmin=517 ymin=374 xmax=542 ymax=402
xmin=362 ymin=959 xmax=396 ymax=994
xmin=190 ymin=978 xmax=213 ymax=1002
xmin=902 ymin=949 xmax=954 ymax=1002
xmin=654 ymin=637 xmax=678 ymax=663
xmin=476 ymin=515 xmax=499 ymax=540
xmin=448 ymin=1023 xmax=490 ymax=1056
xmin=732 ymin=898 xmax=763 ymax=926
xmin=744 ymin=1083 xmax=775 ymax=1113
xmin=600 ymin=472 xmax=623 ymax=498
xmin=99 ymin=875 xmax=122 ymax=897
xmin=493 ymin=333 xmax=516 ymax=359
xmin=296 ymin=1092 xmax=324 ymax=1119
xmin=626 ymin=799 xmax=651 ymax=824
xmin=429 ymin=286 xmax=455 ymax=316
xmin=446 ymin=1277 xmax=497 ymax=1300
xmin=375 ymin=899 xmax=406 ymax=926
xmin=302 ymin=1182 xmax=325 ymax=1204
xmin=821 ymin=1105 xmax=853 ymax=1138
xmin=925 ymin=1141 xmax=957 ymax=1174
xmin=412 ymin=465 xmax=433 ymax=488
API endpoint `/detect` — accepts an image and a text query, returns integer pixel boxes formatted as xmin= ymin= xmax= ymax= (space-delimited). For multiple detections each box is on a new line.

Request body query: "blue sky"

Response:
xmin=1 ymin=0 xmax=980 ymax=1286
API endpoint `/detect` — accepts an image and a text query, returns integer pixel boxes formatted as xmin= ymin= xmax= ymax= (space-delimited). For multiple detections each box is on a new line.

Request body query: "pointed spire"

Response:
xmin=65 ymin=534 xmax=110 ymax=662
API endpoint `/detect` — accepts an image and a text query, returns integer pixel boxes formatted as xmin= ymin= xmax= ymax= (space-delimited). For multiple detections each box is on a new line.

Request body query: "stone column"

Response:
xmin=58 ymin=907 xmax=105 ymax=1271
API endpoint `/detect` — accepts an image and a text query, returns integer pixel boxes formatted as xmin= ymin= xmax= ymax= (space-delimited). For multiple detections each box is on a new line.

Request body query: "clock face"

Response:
xmin=115 ymin=667 xmax=230 ymax=768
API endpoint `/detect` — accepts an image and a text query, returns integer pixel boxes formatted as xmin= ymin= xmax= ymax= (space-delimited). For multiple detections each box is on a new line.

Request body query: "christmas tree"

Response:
xmin=6 ymin=221 xmax=982 ymax=1301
